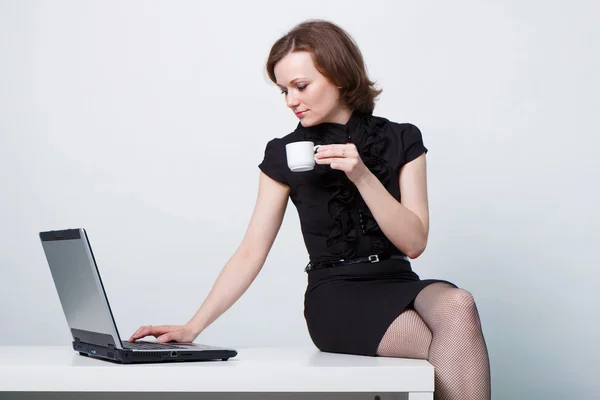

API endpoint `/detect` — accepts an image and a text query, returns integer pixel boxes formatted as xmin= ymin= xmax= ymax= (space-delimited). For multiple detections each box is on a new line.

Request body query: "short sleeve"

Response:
xmin=258 ymin=138 xmax=288 ymax=185
xmin=403 ymin=124 xmax=428 ymax=163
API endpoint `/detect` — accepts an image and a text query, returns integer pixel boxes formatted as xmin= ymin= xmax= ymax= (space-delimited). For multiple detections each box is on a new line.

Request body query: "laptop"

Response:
xmin=39 ymin=228 xmax=238 ymax=363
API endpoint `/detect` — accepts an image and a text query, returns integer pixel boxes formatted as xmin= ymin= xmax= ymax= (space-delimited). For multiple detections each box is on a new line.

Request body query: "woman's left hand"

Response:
xmin=315 ymin=144 xmax=372 ymax=184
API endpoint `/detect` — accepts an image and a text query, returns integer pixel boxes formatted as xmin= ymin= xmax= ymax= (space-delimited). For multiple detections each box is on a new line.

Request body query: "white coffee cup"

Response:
xmin=285 ymin=141 xmax=321 ymax=172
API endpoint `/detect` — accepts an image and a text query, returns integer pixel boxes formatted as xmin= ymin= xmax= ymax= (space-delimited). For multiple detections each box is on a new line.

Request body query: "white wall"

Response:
xmin=1 ymin=0 xmax=598 ymax=398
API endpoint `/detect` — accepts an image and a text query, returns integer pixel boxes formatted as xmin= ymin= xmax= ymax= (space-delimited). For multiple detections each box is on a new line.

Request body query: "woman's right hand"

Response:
xmin=128 ymin=323 xmax=199 ymax=343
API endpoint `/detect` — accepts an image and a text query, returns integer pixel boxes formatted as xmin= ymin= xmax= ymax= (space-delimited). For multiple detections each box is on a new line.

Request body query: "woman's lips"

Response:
xmin=295 ymin=110 xmax=308 ymax=118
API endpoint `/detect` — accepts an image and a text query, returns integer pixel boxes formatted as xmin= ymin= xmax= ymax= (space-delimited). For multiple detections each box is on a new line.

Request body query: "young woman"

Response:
xmin=130 ymin=20 xmax=491 ymax=400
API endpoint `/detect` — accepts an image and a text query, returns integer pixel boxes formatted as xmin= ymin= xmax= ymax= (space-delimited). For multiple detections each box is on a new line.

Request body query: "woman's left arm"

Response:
xmin=316 ymin=145 xmax=429 ymax=258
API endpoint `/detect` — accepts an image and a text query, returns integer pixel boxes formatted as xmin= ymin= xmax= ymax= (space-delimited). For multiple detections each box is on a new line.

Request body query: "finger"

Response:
xmin=330 ymin=163 xmax=349 ymax=172
xmin=135 ymin=325 xmax=148 ymax=335
xmin=157 ymin=333 xmax=171 ymax=343
xmin=144 ymin=325 xmax=170 ymax=338
xmin=316 ymin=147 xmax=357 ymax=159
xmin=318 ymin=144 xmax=352 ymax=150
xmin=150 ymin=329 xmax=172 ymax=339
xmin=129 ymin=328 xmax=141 ymax=340
xmin=316 ymin=157 xmax=347 ymax=165
xmin=129 ymin=325 xmax=164 ymax=341
xmin=327 ymin=159 xmax=357 ymax=172
xmin=315 ymin=157 xmax=358 ymax=166
xmin=314 ymin=147 xmax=336 ymax=158
xmin=128 ymin=326 xmax=147 ymax=341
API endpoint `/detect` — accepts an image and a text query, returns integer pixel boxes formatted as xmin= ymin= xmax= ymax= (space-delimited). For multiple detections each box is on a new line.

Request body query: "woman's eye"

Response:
xmin=280 ymin=84 xmax=307 ymax=95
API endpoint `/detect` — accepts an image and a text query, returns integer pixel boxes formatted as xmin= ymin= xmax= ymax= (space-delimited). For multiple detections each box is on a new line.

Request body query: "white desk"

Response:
xmin=0 ymin=346 xmax=434 ymax=399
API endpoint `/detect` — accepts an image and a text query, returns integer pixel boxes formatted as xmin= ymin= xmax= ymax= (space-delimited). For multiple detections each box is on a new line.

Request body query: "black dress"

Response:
xmin=258 ymin=111 xmax=455 ymax=356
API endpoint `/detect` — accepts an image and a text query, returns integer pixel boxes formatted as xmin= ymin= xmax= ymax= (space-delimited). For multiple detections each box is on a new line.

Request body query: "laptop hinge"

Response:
xmin=71 ymin=328 xmax=119 ymax=349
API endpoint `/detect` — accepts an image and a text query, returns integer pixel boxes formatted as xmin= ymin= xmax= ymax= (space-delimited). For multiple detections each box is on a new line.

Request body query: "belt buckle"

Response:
xmin=368 ymin=254 xmax=379 ymax=263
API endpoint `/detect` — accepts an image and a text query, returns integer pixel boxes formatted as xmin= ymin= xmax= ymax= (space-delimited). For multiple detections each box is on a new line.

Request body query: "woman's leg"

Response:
xmin=376 ymin=309 xmax=432 ymax=359
xmin=413 ymin=283 xmax=491 ymax=400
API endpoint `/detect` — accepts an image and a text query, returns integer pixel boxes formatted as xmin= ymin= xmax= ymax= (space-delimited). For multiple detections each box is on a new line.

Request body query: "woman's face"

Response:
xmin=274 ymin=51 xmax=350 ymax=127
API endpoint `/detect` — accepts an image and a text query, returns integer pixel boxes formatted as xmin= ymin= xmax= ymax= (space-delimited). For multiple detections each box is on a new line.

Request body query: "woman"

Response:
xmin=130 ymin=20 xmax=491 ymax=400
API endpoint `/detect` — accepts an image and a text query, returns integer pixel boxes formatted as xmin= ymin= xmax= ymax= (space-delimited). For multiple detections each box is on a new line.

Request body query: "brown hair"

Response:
xmin=266 ymin=20 xmax=382 ymax=115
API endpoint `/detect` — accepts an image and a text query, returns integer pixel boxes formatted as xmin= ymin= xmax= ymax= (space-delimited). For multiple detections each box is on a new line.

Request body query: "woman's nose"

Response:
xmin=286 ymin=92 xmax=300 ymax=109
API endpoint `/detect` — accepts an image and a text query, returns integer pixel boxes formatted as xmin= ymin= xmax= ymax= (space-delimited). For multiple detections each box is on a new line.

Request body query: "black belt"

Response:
xmin=305 ymin=253 xmax=409 ymax=272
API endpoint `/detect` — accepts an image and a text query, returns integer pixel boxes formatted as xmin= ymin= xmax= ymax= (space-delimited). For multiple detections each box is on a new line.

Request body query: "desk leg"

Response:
xmin=407 ymin=393 xmax=433 ymax=400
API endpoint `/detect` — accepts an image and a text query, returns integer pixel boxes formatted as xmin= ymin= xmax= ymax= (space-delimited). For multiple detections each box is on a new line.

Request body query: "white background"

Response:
xmin=1 ymin=1 xmax=598 ymax=399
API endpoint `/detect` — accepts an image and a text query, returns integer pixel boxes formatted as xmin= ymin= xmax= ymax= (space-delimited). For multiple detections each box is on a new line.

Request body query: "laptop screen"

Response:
xmin=40 ymin=229 xmax=123 ymax=348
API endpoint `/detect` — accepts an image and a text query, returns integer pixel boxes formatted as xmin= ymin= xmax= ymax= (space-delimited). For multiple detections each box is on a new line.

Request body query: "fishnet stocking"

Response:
xmin=377 ymin=283 xmax=491 ymax=400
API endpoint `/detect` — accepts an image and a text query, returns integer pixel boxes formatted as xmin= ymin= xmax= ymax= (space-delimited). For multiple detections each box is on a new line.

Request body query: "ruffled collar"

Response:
xmin=296 ymin=111 xmax=366 ymax=143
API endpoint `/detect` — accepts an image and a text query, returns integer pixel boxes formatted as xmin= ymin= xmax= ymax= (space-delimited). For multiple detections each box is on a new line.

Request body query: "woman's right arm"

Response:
xmin=185 ymin=171 xmax=290 ymax=336
xmin=128 ymin=172 xmax=290 ymax=343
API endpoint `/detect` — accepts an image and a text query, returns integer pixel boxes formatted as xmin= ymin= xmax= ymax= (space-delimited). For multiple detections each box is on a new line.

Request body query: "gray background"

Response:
xmin=1 ymin=0 xmax=598 ymax=399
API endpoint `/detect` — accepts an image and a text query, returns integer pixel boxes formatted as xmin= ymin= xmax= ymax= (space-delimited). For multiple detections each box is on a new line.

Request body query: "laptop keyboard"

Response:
xmin=121 ymin=341 xmax=184 ymax=350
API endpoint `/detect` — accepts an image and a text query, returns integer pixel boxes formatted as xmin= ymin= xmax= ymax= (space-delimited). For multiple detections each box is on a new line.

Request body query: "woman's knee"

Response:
xmin=449 ymin=288 xmax=476 ymax=311
xmin=416 ymin=284 xmax=481 ymax=328
xmin=443 ymin=288 xmax=482 ymax=328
